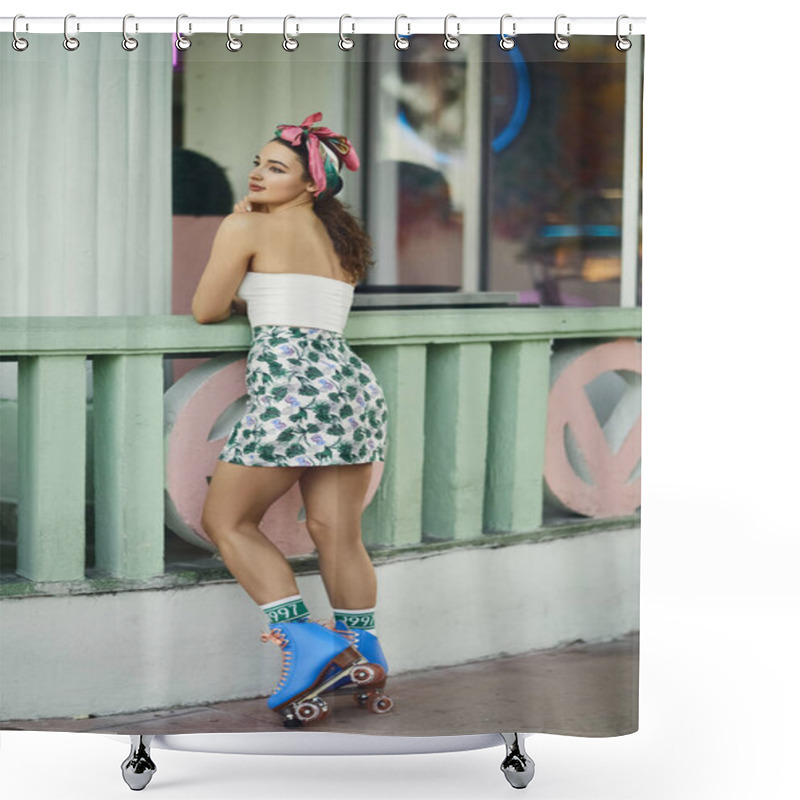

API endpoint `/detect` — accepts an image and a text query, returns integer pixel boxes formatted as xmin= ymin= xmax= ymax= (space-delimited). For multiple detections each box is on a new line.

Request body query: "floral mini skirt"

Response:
xmin=218 ymin=325 xmax=388 ymax=468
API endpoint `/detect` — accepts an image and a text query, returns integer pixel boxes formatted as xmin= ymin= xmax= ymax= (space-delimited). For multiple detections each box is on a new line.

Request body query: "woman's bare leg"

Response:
xmin=297 ymin=463 xmax=377 ymax=610
xmin=201 ymin=460 xmax=308 ymax=605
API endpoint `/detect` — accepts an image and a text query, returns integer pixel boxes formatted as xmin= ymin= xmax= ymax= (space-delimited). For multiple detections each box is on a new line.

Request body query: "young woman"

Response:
xmin=191 ymin=112 xmax=392 ymax=726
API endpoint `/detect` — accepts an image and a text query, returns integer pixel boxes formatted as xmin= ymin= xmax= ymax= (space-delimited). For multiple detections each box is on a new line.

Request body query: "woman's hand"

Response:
xmin=233 ymin=196 xmax=268 ymax=214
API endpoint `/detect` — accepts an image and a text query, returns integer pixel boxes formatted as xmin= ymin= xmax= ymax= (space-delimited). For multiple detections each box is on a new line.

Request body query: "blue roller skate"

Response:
xmin=260 ymin=620 xmax=378 ymax=727
xmin=318 ymin=620 xmax=394 ymax=715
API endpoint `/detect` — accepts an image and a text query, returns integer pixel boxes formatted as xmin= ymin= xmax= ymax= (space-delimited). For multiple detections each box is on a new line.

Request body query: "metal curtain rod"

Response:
xmin=2 ymin=15 xmax=646 ymax=37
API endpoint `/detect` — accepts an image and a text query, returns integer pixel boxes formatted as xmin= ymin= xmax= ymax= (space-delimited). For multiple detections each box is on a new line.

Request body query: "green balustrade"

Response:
xmin=0 ymin=306 xmax=641 ymax=589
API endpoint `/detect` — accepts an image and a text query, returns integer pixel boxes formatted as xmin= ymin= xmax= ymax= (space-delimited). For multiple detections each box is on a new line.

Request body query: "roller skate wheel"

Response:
xmin=295 ymin=697 xmax=329 ymax=724
xmin=313 ymin=700 xmax=332 ymax=722
xmin=367 ymin=693 xmax=395 ymax=714
xmin=351 ymin=663 xmax=381 ymax=685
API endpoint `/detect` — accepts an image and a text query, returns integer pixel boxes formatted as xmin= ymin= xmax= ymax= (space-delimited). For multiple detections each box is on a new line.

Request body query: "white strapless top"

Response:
xmin=237 ymin=271 xmax=355 ymax=334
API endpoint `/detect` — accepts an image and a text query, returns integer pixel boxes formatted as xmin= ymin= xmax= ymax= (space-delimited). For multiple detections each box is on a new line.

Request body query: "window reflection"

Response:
xmin=169 ymin=33 xmax=642 ymax=307
xmin=370 ymin=35 xmax=467 ymax=289
xmin=487 ymin=35 xmax=641 ymax=306
xmin=371 ymin=34 xmax=641 ymax=305
xmin=396 ymin=161 xmax=462 ymax=289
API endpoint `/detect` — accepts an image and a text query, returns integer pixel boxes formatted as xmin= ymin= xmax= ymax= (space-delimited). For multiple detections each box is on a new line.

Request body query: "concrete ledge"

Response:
xmin=1 ymin=526 xmax=639 ymax=721
xmin=0 ymin=514 xmax=640 ymax=598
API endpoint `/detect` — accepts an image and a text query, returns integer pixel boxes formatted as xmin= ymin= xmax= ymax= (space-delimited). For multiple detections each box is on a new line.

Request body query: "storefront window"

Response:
xmin=366 ymin=33 xmax=643 ymax=304
xmin=170 ymin=33 xmax=643 ymax=306
xmin=486 ymin=35 xmax=642 ymax=306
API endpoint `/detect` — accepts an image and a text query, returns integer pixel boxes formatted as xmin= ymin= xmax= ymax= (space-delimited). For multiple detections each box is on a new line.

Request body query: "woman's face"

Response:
xmin=247 ymin=141 xmax=316 ymax=210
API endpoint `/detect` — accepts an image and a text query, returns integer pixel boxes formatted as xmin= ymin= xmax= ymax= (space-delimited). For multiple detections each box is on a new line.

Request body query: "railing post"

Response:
xmin=92 ymin=353 xmax=165 ymax=579
xmin=16 ymin=355 xmax=87 ymax=582
xmin=423 ymin=342 xmax=492 ymax=540
xmin=356 ymin=343 xmax=426 ymax=547
xmin=483 ymin=339 xmax=550 ymax=533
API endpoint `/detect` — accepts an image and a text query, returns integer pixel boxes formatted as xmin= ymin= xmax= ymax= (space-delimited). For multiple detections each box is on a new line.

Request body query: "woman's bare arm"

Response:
xmin=191 ymin=214 xmax=255 ymax=324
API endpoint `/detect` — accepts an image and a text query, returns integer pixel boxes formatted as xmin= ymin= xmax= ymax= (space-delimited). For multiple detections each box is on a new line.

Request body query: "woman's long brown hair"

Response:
xmin=272 ymin=137 xmax=375 ymax=286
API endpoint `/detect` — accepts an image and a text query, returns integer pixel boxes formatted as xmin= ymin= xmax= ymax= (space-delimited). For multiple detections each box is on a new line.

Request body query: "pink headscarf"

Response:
xmin=274 ymin=111 xmax=361 ymax=198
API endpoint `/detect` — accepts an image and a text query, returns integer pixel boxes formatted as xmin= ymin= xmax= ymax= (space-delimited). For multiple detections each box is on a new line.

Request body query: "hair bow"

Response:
xmin=274 ymin=111 xmax=360 ymax=197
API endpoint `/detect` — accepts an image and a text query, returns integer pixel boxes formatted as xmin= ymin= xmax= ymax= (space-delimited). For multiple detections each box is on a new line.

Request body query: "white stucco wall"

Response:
xmin=1 ymin=526 xmax=639 ymax=721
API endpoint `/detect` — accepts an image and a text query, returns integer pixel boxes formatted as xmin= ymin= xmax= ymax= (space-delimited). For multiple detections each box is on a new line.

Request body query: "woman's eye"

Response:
xmin=252 ymin=161 xmax=282 ymax=174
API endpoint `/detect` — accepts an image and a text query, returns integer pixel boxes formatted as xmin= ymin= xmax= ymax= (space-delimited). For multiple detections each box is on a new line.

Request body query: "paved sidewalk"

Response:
xmin=1 ymin=633 xmax=638 ymax=738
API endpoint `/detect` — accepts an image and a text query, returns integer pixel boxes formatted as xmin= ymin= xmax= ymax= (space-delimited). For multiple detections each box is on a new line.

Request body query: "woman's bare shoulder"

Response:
xmin=217 ymin=211 xmax=270 ymax=233
xmin=247 ymin=210 xmax=307 ymax=234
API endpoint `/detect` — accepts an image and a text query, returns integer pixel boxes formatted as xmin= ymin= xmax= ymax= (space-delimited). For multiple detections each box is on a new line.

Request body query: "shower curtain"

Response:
xmin=0 ymin=25 xmax=642 ymax=740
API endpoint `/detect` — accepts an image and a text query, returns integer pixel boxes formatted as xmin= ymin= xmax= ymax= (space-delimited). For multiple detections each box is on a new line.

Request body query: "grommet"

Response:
xmin=554 ymin=14 xmax=570 ymax=51
xmin=394 ymin=15 xmax=410 ymax=50
xmin=176 ymin=13 xmax=192 ymax=51
xmin=616 ymin=15 xmax=632 ymax=51
xmin=443 ymin=14 xmax=460 ymax=50
xmin=339 ymin=14 xmax=355 ymax=50
xmin=122 ymin=14 xmax=139 ymax=51
xmin=499 ymin=14 xmax=515 ymax=51
xmin=12 ymin=14 xmax=29 ymax=52
xmin=227 ymin=15 xmax=243 ymax=52
xmin=63 ymin=13 xmax=80 ymax=51
xmin=283 ymin=15 xmax=299 ymax=51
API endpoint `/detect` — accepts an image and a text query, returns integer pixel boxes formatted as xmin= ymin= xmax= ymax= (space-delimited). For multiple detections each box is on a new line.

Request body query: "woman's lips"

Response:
xmin=249 ymin=185 xmax=265 ymax=192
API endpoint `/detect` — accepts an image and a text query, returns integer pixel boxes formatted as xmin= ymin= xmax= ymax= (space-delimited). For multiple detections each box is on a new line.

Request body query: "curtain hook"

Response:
xmin=554 ymin=14 xmax=570 ymax=51
xmin=499 ymin=14 xmax=515 ymax=50
xmin=63 ymin=13 xmax=80 ymax=51
xmin=616 ymin=15 xmax=632 ymax=51
xmin=339 ymin=14 xmax=355 ymax=51
xmin=444 ymin=14 xmax=460 ymax=50
xmin=394 ymin=15 xmax=411 ymax=50
xmin=283 ymin=15 xmax=299 ymax=51
xmin=176 ymin=13 xmax=192 ymax=51
xmin=227 ymin=15 xmax=243 ymax=51
xmin=122 ymin=14 xmax=139 ymax=51
xmin=12 ymin=14 xmax=29 ymax=52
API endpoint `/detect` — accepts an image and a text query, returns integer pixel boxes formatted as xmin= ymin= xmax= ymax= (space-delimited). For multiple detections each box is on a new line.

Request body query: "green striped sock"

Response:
xmin=259 ymin=595 xmax=310 ymax=627
xmin=333 ymin=607 xmax=376 ymax=635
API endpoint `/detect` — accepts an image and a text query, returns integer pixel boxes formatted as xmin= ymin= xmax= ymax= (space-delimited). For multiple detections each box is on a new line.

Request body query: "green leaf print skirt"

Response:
xmin=218 ymin=325 xmax=388 ymax=467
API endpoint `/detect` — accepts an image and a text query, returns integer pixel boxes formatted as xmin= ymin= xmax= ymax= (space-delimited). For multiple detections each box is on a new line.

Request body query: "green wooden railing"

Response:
xmin=0 ymin=306 xmax=641 ymax=587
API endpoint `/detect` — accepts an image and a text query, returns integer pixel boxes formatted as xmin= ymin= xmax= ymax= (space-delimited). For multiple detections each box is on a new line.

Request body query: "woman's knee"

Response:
xmin=305 ymin=516 xmax=362 ymax=548
xmin=201 ymin=512 xmax=228 ymax=545
xmin=201 ymin=503 xmax=245 ymax=545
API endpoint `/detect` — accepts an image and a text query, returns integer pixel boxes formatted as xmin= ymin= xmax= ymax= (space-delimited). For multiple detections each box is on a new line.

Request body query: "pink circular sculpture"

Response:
xmin=545 ymin=338 xmax=641 ymax=517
